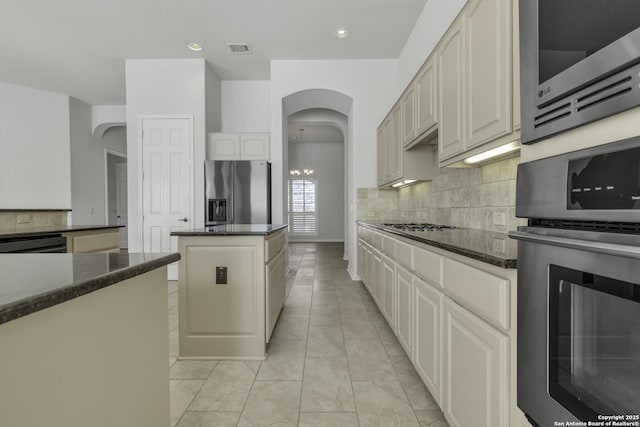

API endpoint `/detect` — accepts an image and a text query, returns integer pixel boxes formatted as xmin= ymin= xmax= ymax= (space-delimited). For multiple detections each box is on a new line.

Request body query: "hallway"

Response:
xmin=168 ymin=242 xmax=449 ymax=427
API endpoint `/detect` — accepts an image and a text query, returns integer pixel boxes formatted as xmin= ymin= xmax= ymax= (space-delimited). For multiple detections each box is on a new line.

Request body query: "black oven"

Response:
xmin=510 ymin=137 xmax=640 ymax=426
xmin=519 ymin=0 xmax=640 ymax=144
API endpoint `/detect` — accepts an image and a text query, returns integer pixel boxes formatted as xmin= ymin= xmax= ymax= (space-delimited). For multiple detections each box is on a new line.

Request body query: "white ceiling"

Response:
xmin=0 ymin=0 xmax=427 ymax=105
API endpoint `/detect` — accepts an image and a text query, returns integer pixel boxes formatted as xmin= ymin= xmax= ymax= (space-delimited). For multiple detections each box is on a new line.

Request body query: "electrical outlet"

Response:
xmin=216 ymin=266 xmax=228 ymax=284
xmin=16 ymin=214 xmax=32 ymax=224
xmin=492 ymin=238 xmax=506 ymax=253
xmin=492 ymin=212 xmax=506 ymax=226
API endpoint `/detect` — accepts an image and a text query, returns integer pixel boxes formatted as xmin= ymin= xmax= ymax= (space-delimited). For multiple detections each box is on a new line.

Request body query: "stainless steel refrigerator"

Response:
xmin=205 ymin=160 xmax=272 ymax=225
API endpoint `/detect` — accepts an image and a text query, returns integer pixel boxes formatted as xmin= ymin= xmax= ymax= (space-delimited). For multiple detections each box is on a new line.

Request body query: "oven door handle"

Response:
xmin=509 ymin=230 xmax=640 ymax=260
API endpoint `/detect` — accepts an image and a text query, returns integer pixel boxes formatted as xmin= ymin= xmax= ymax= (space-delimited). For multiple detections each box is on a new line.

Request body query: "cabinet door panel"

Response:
xmin=391 ymin=105 xmax=403 ymax=180
xmin=266 ymin=248 xmax=285 ymax=342
xmin=416 ymin=57 xmax=437 ymax=137
xmin=208 ymin=134 xmax=240 ymax=160
xmin=376 ymin=126 xmax=386 ymax=187
xmin=438 ymin=19 xmax=465 ymax=160
xmin=241 ymin=135 xmax=270 ymax=160
xmin=414 ymin=275 xmax=443 ymax=405
xmin=444 ymin=298 xmax=508 ymax=427
xmin=402 ymin=85 xmax=417 ymax=145
xmin=382 ymin=256 xmax=395 ymax=328
xmin=396 ymin=265 xmax=413 ymax=355
xmin=465 ymin=0 xmax=512 ymax=148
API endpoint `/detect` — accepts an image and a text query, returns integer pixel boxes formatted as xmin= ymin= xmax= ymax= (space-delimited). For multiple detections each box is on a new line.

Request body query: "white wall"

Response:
xmin=289 ymin=140 xmax=344 ymax=241
xmin=397 ymin=0 xmax=467 ymax=96
xmin=69 ymin=99 xmax=127 ymax=225
xmin=206 ymin=64 xmax=222 ymax=133
xmin=0 ymin=82 xmax=71 ymax=209
xmin=221 ymin=81 xmax=271 ymax=132
xmin=271 ymin=59 xmax=398 ymax=274
xmin=125 ymin=59 xmax=214 ymax=251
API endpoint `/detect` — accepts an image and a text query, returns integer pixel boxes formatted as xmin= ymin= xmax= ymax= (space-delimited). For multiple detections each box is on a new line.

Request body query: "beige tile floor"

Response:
xmin=168 ymin=242 xmax=450 ymax=427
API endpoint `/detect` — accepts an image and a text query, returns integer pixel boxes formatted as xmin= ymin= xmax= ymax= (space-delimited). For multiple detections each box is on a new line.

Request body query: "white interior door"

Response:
xmin=115 ymin=162 xmax=128 ymax=248
xmin=142 ymin=117 xmax=192 ymax=280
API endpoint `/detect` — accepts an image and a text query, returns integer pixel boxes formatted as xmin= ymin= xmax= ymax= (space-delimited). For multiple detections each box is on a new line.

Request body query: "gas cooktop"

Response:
xmin=381 ymin=223 xmax=456 ymax=232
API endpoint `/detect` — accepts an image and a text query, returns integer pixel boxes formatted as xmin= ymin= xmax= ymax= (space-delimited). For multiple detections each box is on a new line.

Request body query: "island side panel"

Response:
xmin=0 ymin=267 xmax=170 ymax=427
xmin=178 ymin=234 xmax=266 ymax=359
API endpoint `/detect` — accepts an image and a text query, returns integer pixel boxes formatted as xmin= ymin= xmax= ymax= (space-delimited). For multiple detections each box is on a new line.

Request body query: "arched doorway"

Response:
xmin=281 ymin=90 xmax=353 ymax=260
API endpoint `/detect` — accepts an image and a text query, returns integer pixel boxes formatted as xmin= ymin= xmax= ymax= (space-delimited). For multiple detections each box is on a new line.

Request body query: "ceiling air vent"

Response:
xmin=227 ymin=43 xmax=252 ymax=54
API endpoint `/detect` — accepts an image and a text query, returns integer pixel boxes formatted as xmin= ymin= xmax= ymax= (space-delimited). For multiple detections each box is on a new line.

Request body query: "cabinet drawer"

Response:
xmin=265 ymin=230 xmax=285 ymax=262
xmin=394 ymin=239 xmax=413 ymax=270
xmin=413 ymin=246 xmax=443 ymax=287
xmin=443 ymin=259 xmax=509 ymax=330
xmin=382 ymin=235 xmax=395 ymax=257
xmin=69 ymin=231 xmax=119 ymax=253
xmin=372 ymin=231 xmax=383 ymax=249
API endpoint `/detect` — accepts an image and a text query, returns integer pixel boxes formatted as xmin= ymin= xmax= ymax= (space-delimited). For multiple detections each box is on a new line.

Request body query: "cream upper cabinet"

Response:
xmin=207 ymin=133 xmax=270 ymax=161
xmin=376 ymin=126 xmax=386 ymax=187
xmin=437 ymin=0 xmax=518 ymax=165
xmin=401 ymin=84 xmax=417 ymax=146
xmin=390 ymin=104 xmax=403 ymax=181
xmin=376 ymin=103 xmax=438 ymax=188
xmin=512 ymin=0 xmax=521 ymax=131
xmin=415 ymin=55 xmax=438 ymax=139
xmin=464 ymin=0 xmax=512 ymax=149
xmin=437 ymin=17 xmax=465 ymax=160
xmin=443 ymin=298 xmax=509 ymax=427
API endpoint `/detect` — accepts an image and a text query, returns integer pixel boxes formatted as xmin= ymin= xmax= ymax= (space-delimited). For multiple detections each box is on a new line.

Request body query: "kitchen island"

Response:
xmin=171 ymin=224 xmax=287 ymax=359
xmin=0 ymin=251 xmax=180 ymax=427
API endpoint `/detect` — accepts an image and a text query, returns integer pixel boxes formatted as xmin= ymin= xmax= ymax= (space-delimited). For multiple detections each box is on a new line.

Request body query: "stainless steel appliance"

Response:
xmin=509 ymin=137 xmax=640 ymax=426
xmin=205 ymin=160 xmax=271 ymax=225
xmin=0 ymin=234 xmax=67 ymax=253
xmin=520 ymin=0 xmax=640 ymax=144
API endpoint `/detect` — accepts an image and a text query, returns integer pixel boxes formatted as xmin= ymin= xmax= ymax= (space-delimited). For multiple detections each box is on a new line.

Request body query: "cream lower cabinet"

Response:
xmin=413 ymin=272 xmax=444 ymax=407
xmin=381 ymin=255 xmax=395 ymax=328
xmin=443 ymin=298 xmax=509 ymax=427
xmin=63 ymin=229 xmax=120 ymax=253
xmin=395 ymin=265 xmax=412 ymax=355
xmin=177 ymin=230 xmax=285 ymax=359
xmin=265 ymin=247 xmax=286 ymax=343
xmin=356 ymin=224 xmax=526 ymax=427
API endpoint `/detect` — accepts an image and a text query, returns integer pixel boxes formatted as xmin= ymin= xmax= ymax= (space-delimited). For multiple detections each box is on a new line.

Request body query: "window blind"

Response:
xmin=288 ymin=178 xmax=317 ymax=234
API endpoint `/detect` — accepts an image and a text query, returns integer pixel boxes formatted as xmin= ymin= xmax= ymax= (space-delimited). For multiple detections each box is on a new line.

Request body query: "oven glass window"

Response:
xmin=538 ymin=1 xmax=640 ymax=84
xmin=549 ymin=265 xmax=640 ymax=420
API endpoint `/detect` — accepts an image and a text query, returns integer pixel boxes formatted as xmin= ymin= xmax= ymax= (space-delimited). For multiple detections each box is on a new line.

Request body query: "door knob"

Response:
xmin=178 ymin=217 xmax=189 ymax=222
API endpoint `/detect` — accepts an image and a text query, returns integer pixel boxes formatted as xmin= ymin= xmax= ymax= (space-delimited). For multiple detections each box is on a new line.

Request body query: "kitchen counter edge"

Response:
xmin=357 ymin=221 xmax=517 ymax=269
xmin=171 ymin=224 xmax=288 ymax=236
xmin=0 ymin=252 xmax=180 ymax=325
xmin=0 ymin=224 xmax=123 ymax=239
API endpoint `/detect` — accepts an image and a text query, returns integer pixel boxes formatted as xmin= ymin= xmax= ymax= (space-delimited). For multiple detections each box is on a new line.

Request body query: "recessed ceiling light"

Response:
xmin=335 ymin=28 xmax=349 ymax=38
xmin=188 ymin=43 xmax=203 ymax=52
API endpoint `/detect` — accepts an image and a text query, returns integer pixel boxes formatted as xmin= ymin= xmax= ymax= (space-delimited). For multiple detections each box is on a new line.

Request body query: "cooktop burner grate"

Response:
xmin=381 ymin=223 xmax=456 ymax=232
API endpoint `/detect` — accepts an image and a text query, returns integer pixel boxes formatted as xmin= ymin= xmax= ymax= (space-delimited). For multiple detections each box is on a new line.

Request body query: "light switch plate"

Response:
xmin=492 ymin=238 xmax=506 ymax=253
xmin=492 ymin=212 xmax=506 ymax=226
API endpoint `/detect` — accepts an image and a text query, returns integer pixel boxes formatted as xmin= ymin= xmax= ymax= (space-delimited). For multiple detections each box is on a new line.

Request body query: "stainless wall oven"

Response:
xmin=510 ymin=137 xmax=640 ymax=426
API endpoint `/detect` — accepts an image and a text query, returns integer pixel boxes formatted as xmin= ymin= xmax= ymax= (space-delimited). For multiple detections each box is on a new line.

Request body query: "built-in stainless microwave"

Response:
xmin=520 ymin=0 xmax=640 ymax=144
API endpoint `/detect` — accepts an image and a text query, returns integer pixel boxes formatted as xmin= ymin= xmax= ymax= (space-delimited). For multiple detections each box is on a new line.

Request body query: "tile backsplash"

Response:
xmin=357 ymin=156 xmax=527 ymax=232
xmin=0 ymin=211 xmax=68 ymax=230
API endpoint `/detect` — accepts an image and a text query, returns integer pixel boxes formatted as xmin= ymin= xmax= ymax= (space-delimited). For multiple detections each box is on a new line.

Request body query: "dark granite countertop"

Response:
xmin=0 ymin=225 xmax=123 ymax=239
xmin=357 ymin=220 xmax=517 ymax=269
xmin=171 ymin=224 xmax=288 ymax=236
xmin=0 ymin=252 xmax=180 ymax=325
